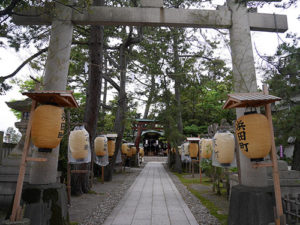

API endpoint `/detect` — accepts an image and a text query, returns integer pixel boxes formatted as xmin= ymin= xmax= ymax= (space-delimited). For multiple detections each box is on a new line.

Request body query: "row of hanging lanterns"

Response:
xmin=30 ymin=104 xmax=271 ymax=163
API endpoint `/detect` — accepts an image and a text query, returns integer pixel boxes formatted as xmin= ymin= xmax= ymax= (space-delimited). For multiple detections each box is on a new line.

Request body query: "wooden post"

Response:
xmin=263 ymin=85 xmax=285 ymax=225
xmin=198 ymin=141 xmax=202 ymax=183
xmin=101 ymin=166 xmax=104 ymax=184
xmin=192 ymin=160 xmax=194 ymax=178
xmin=66 ymin=110 xmax=71 ymax=205
xmin=67 ymin=163 xmax=71 ymax=205
xmin=10 ymin=99 xmax=37 ymax=221
xmin=234 ymin=133 xmax=242 ymax=184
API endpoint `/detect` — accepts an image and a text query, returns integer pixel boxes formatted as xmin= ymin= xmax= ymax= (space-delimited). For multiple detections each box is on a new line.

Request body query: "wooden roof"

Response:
xmin=186 ymin=137 xmax=200 ymax=142
xmin=223 ymin=92 xmax=281 ymax=109
xmin=22 ymin=90 xmax=79 ymax=108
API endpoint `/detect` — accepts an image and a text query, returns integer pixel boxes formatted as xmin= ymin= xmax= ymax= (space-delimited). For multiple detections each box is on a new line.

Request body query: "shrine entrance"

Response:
xmin=141 ymin=130 xmax=166 ymax=156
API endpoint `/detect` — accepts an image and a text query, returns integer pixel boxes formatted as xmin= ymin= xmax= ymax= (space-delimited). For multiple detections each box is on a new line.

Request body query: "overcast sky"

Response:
xmin=0 ymin=2 xmax=299 ymax=134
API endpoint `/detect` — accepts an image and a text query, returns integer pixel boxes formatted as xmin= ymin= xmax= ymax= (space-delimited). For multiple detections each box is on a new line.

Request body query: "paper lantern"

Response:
xmin=139 ymin=148 xmax=144 ymax=157
xmin=178 ymin=146 xmax=182 ymax=155
xmin=127 ymin=147 xmax=133 ymax=157
xmin=122 ymin=143 xmax=129 ymax=155
xmin=200 ymin=139 xmax=213 ymax=159
xmin=131 ymin=146 xmax=137 ymax=155
xmin=94 ymin=136 xmax=106 ymax=156
xmin=188 ymin=142 xmax=199 ymax=158
xmin=69 ymin=130 xmax=89 ymax=160
xmin=108 ymin=140 xmax=115 ymax=157
xmin=183 ymin=143 xmax=189 ymax=155
xmin=31 ymin=105 xmax=64 ymax=151
xmin=213 ymin=132 xmax=235 ymax=166
xmin=235 ymin=113 xmax=272 ymax=161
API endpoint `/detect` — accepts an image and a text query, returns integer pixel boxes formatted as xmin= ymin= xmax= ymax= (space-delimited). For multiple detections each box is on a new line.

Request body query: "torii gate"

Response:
xmin=12 ymin=0 xmax=288 ymax=224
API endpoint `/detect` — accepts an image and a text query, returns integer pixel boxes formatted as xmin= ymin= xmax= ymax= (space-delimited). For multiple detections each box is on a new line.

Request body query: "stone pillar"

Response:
xmin=0 ymin=131 xmax=3 ymax=164
xmin=227 ymin=0 xmax=267 ymax=187
xmin=29 ymin=2 xmax=73 ymax=184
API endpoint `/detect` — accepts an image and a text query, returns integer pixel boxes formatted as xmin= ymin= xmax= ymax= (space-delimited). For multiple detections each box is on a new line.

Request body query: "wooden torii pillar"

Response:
xmin=11 ymin=0 xmax=288 ymax=224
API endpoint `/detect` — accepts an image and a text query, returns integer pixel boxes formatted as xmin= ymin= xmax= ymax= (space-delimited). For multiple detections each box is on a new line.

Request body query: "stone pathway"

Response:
xmin=103 ymin=162 xmax=198 ymax=225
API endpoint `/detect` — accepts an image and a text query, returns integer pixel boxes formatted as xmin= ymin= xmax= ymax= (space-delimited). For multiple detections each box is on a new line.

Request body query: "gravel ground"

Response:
xmin=166 ymin=166 xmax=221 ymax=225
xmin=69 ymin=167 xmax=142 ymax=225
xmin=70 ymin=162 xmax=221 ymax=225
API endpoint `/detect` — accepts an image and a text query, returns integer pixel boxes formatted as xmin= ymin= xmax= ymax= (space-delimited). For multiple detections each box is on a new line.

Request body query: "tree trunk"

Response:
xmin=71 ymin=0 xmax=104 ymax=194
xmin=292 ymin=138 xmax=300 ymax=171
xmin=172 ymin=29 xmax=183 ymax=173
xmin=143 ymin=74 xmax=155 ymax=119
xmin=107 ymin=45 xmax=128 ymax=181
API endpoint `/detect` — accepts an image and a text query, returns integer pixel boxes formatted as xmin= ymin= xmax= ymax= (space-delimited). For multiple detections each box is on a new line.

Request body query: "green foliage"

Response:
xmin=4 ymin=126 xmax=21 ymax=143
xmin=264 ymin=35 xmax=300 ymax=148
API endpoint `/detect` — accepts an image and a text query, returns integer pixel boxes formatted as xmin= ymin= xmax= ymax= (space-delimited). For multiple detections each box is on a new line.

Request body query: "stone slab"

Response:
xmin=228 ymin=185 xmax=276 ymax=225
xmin=103 ymin=162 xmax=199 ymax=225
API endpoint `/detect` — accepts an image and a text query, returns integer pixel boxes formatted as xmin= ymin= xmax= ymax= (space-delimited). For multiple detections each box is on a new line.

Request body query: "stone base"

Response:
xmin=228 ymin=185 xmax=276 ymax=225
xmin=2 ymin=218 xmax=30 ymax=225
xmin=20 ymin=183 xmax=69 ymax=225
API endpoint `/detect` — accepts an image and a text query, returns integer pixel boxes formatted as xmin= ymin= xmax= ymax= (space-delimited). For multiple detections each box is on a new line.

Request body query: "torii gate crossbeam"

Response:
xmin=13 ymin=6 xmax=287 ymax=32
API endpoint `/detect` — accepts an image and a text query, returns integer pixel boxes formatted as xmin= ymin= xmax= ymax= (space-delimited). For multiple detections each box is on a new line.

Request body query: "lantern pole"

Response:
xmin=263 ymin=85 xmax=285 ymax=225
xmin=10 ymin=98 xmax=37 ymax=221
xmin=199 ymin=140 xmax=202 ymax=184
xmin=66 ymin=110 xmax=71 ymax=205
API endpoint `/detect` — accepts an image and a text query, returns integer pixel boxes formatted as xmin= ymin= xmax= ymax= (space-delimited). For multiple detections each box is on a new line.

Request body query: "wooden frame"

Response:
xmin=10 ymin=90 xmax=78 ymax=221
xmin=223 ymin=86 xmax=285 ymax=225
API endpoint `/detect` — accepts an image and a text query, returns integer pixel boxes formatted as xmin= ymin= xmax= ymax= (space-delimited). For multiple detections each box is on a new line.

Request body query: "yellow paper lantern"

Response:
xmin=108 ymin=140 xmax=115 ymax=157
xmin=69 ymin=130 xmax=89 ymax=160
xmin=131 ymin=146 xmax=137 ymax=155
xmin=213 ymin=132 xmax=235 ymax=165
xmin=235 ymin=113 xmax=272 ymax=160
xmin=200 ymin=139 xmax=213 ymax=159
xmin=139 ymin=148 xmax=144 ymax=157
xmin=31 ymin=105 xmax=64 ymax=150
xmin=122 ymin=143 xmax=129 ymax=155
xmin=94 ymin=136 xmax=107 ymax=156
xmin=188 ymin=142 xmax=199 ymax=158
xmin=127 ymin=147 xmax=132 ymax=157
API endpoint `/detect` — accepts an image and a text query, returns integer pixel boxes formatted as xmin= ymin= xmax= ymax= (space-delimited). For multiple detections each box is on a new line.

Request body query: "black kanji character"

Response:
xmin=237 ymin=131 xmax=246 ymax=141
xmin=239 ymin=143 xmax=249 ymax=152
xmin=236 ymin=120 xmax=246 ymax=131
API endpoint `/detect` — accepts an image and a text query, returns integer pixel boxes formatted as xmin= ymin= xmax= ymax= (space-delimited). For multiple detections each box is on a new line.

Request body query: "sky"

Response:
xmin=0 ymin=1 xmax=299 ymax=134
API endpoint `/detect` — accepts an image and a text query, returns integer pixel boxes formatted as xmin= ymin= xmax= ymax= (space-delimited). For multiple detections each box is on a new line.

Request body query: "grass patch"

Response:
xmin=70 ymin=222 xmax=79 ymax=225
xmin=189 ymin=187 xmax=228 ymax=225
xmin=87 ymin=190 xmax=98 ymax=195
xmin=174 ymin=173 xmax=212 ymax=186
xmin=174 ymin=172 xmax=228 ymax=225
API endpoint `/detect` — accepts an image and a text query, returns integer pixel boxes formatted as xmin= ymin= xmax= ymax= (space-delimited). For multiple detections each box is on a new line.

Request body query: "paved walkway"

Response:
xmin=103 ymin=162 xmax=198 ymax=225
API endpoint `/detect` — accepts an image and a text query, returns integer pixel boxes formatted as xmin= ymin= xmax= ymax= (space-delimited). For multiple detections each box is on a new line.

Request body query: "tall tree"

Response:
xmin=264 ymin=36 xmax=300 ymax=170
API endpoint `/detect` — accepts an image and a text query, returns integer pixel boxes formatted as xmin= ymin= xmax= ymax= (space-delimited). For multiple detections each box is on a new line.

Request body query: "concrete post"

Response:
xmin=29 ymin=3 xmax=73 ymax=184
xmin=227 ymin=0 xmax=267 ymax=187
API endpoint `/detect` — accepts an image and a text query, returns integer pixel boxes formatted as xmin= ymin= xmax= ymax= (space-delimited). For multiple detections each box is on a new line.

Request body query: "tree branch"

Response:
xmin=0 ymin=0 xmax=22 ymax=17
xmin=0 ymin=47 xmax=48 ymax=83
xmin=103 ymin=73 xmax=120 ymax=92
